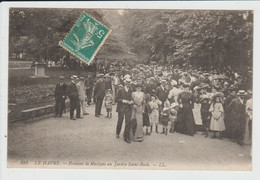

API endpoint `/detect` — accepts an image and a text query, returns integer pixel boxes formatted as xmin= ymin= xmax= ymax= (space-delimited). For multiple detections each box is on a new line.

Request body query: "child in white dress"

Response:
xmin=149 ymin=95 xmax=162 ymax=134
xmin=209 ymin=95 xmax=225 ymax=139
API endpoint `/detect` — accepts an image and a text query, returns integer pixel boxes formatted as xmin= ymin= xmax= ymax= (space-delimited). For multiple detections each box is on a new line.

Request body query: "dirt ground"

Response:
xmin=7 ymin=104 xmax=251 ymax=171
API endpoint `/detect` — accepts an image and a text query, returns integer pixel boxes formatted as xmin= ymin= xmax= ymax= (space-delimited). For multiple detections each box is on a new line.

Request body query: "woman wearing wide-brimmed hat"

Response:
xmin=175 ymin=83 xmax=196 ymax=136
xmin=130 ymin=82 xmax=146 ymax=142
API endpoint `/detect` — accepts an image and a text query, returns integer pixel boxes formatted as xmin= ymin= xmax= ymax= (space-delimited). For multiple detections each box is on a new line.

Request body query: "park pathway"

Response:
xmin=8 ymin=104 xmax=251 ymax=170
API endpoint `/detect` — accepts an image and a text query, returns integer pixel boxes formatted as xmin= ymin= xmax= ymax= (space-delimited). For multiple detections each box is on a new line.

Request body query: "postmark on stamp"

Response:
xmin=59 ymin=12 xmax=111 ymax=64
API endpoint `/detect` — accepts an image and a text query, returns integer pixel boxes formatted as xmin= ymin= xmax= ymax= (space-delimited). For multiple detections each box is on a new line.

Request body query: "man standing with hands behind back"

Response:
xmin=54 ymin=76 xmax=67 ymax=117
xmin=67 ymin=75 xmax=80 ymax=120
xmin=94 ymin=74 xmax=106 ymax=117
xmin=115 ymin=79 xmax=134 ymax=143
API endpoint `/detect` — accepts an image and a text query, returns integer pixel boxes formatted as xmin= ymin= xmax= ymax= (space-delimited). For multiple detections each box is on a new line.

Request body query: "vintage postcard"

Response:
xmin=1 ymin=1 xmax=260 ymax=180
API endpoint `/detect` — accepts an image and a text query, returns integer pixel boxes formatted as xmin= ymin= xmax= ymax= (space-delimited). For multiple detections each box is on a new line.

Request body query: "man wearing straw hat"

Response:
xmin=77 ymin=77 xmax=89 ymax=116
xmin=115 ymin=79 xmax=133 ymax=143
xmin=67 ymin=75 xmax=80 ymax=120
xmin=155 ymin=79 xmax=169 ymax=106
xmin=227 ymin=90 xmax=247 ymax=146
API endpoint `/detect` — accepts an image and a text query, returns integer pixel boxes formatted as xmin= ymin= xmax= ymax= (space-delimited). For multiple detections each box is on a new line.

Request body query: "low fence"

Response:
xmin=9 ymin=100 xmax=70 ymax=123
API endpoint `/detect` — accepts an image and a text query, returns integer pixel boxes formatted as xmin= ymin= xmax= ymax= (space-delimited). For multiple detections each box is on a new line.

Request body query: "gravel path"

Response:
xmin=7 ymin=104 xmax=251 ymax=170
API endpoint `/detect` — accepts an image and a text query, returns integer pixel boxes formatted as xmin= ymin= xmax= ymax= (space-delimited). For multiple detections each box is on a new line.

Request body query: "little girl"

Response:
xmin=160 ymin=99 xmax=171 ymax=135
xmin=209 ymin=93 xmax=225 ymax=139
xmin=104 ymin=89 xmax=113 ymax=118
xmin=149 ymin=94 xmax=162 ymax=134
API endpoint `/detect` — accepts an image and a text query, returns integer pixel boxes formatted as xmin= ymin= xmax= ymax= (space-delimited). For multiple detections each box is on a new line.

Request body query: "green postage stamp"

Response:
xmin=60 ymin=12 xmax=111 ymax=64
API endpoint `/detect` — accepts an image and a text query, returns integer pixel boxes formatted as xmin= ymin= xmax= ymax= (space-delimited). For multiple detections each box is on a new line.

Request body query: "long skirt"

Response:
xmin=130 ymin=109 xmax=143 ymax=142
xmin=210 ymin=115 xmax=225 ymax=131
xmin=244 ymin=117 xmax=252 ymax=145
xmin=143 ymin=113 xmax=150 ymax=127
xmin=176 ymin=104 xmax=196 ymax=136
xmin=193 ymin=103 xmax=202 ymax=125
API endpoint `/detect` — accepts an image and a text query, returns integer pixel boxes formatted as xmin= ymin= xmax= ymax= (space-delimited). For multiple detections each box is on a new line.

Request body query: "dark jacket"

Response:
xmin=54 ymin=83 xmax=67 ymax=99
xmin=227 ymin=98 xmax=246 ymax=124
xmin=104 ymin=79 xmax=112 ymax=90
xmin=115 ymin=87 xmax=133 ymax=113
xmin=85 ymin=77 xmax=94 ymax=89
xmin=155 ymin=86 xmax=169 ymax=103
xmin=145 ymin=83 xmax=157 ymax=95
xmin=66 ymin=82 xmax=78 ymax=98
xmin=94 ymin=79 xmax=106 ymax=98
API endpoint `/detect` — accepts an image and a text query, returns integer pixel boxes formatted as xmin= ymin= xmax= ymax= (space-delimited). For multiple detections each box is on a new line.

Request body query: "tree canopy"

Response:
xmin=120 ymin=10 xmax=253 ymax=73
xmin=9 ymin=9 xmax=253 ymax=73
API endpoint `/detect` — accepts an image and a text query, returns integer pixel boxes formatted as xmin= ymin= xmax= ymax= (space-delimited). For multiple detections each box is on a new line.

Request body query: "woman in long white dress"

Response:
xmin=192 ymin=86 xmax=202 ymax=126
xmin=131 ymin=83 xmax=145 ymax=142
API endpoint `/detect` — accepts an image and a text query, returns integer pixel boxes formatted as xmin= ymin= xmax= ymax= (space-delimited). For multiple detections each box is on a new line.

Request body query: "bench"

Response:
xmin=21 ymin=104 xmax=55 ymax=121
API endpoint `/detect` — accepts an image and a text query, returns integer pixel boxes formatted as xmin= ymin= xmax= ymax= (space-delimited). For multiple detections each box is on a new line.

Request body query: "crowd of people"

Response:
xmin=54 ymin=63 xmax=252 ymax=146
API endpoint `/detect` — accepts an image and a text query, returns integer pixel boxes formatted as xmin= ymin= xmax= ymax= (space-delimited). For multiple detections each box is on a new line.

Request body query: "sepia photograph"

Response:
xmin=5 ymin=6 xmax=254 ymax=171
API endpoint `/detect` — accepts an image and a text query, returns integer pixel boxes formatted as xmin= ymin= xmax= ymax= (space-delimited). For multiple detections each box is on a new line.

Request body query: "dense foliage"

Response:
xmin=9 ymin=9 xmax=253 ymax=73
xmin=121 ymin=10 xmax=253 ymax=72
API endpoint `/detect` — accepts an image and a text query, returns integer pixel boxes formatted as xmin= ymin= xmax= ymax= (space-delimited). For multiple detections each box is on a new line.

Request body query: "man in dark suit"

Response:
xmin=223 ymin=85 xmax=237 ymax=138
xmin=227 ymin=90 xmax=247 ymax=146
xmin=54 ymin=76 xmax=67 ymax=117
xmin=66 ymin=75 xmax=80 ymax=120
xmin=104 ymin=74 xmax=112 ymax=90
xmin=155 ymin=79 xmax=169 ymax=107
xmin=94 ymin=74 xmax=106 ymax=117
xmin=115 ymin=79 xmax=133 ymax=143
xmin=155 ymin=80 xmax=169 ymax=103
xmin=144 ymin=77 xmax=157 ymax=95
